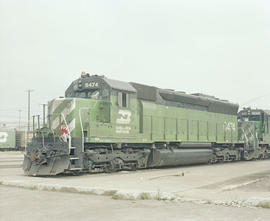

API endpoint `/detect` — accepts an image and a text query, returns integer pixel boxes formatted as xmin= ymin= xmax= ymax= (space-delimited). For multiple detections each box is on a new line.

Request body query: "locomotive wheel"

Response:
xmin=105 ymin=158 xmax=124 ymax=173
xmin=130 ymin=163 xmax=137 ymax=171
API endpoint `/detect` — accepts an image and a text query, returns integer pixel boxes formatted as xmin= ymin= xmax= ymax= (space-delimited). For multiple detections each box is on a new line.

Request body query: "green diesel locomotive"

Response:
xmin=23 ymin=73 xmax=270 ymax=175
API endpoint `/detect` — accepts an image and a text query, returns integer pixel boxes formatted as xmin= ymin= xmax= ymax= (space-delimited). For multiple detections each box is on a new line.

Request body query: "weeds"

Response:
xmin=139 ymin=192 xmax=150 ymax=200
xmin=29 ymin=186 xmax=37 ymax=190
xmin=111 ymin=193 xmax=126 ymax=200
xmin=104 ymin=190 xmax=117 ymax=196
xmin=257 ymin=201 xmax=270 ymax=209
xmin=155 ymin=189 xmax=161 ymax=200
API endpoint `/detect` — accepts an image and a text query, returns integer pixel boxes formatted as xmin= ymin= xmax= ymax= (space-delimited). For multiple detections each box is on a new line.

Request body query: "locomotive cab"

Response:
xmin=238 ymin=108 xmax=270 ymax=141
xmin=237 ymin=108 xmax=270 ymax=160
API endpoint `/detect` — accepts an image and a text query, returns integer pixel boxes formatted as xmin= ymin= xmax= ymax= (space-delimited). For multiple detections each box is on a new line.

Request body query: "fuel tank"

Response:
xmin=148 ymin=148 xmax=213 ymax=167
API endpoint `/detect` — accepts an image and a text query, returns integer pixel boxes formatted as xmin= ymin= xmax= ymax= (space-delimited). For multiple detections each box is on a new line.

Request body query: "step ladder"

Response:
xmin=69 ymin=147 xmax=82 ymax=171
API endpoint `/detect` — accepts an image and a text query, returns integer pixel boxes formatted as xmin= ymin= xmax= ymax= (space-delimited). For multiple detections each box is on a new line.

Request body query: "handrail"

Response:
xmin=247 ymin=127 xmax=257 ymax=149
xmin=61 ymin=113 xmax=71 ymax=153
xmin=79 ymin=107 xmax=91 ymax=152
xmin=241 ymin=128 xmax=248 ymax=143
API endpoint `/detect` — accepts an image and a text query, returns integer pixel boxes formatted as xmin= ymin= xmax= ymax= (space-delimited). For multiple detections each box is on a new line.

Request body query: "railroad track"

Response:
xmin=0 ymin=153 xmax=23 ymax=169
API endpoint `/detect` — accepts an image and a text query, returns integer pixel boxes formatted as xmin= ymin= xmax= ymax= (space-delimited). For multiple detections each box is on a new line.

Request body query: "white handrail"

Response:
xmin=247 ymin=127 xmax=257 ymax=149
xmin=61 ymin=113 xmax=71 ymax=153
xmin=79 ymin=107 xmax=91 ymax=152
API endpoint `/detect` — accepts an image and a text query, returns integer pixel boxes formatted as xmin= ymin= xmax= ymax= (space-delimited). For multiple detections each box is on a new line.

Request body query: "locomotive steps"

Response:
xmin=1 ymin=152 xmax=270 ymax=209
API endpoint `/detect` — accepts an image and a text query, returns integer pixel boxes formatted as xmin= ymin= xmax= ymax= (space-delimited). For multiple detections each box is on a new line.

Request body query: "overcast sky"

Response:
xmin=0 ymin=0 xmax=269 ymax=127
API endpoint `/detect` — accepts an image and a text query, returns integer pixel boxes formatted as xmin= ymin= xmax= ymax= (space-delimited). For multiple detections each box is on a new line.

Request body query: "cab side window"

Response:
xmin=118 ymin=92 xmax=129 ymax=108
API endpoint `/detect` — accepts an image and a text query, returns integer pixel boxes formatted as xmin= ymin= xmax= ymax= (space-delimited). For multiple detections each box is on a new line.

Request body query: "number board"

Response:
xmin=84 ymin=82 xmax=99 ymax=88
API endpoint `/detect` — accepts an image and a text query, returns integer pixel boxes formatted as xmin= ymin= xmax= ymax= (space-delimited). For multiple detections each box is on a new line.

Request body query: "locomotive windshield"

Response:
xmin=88 ymin=90 xmax=100 ymax=99
xmin=71 ymin=90 xmax=101 ymax=99
xmin=238 ymin=110 xmax=262 ymax=122
xmin=249 ymin=115 xmax=261 ymax=121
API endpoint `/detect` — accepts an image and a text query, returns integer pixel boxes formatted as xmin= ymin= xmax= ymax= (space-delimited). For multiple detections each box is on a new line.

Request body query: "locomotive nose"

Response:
xmin=23 ymin=140 xmax=70 ymax=176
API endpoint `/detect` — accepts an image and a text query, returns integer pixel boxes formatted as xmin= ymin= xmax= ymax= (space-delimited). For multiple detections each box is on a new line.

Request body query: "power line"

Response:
xmin=0 ymin=109 xmax=26 ymax=112
xmin=241 ymin=93 xmax=270 ymax=107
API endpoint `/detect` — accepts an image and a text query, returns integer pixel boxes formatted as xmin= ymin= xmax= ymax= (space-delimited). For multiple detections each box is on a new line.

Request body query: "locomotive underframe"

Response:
xmin=22 ymin=137 xmax=270 ymax=176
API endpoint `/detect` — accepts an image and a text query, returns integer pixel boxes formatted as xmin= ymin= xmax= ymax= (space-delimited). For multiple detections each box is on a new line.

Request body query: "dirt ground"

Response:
xmin=240 ymin=175 xmax=270 ymax=192
xmin=1 ymin=185 xmax=270 ymax=221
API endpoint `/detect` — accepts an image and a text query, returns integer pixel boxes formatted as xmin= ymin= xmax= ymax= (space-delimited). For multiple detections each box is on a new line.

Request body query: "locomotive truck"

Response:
xmin=23 ymin=73 xmax=270 ymax=176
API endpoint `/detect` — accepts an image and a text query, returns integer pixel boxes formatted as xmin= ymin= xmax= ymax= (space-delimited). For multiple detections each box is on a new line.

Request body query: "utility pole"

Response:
xmin=18 ymin=109 xmax=22 ymax=130
xmin=32 ymin=115 xmax=35 ymax=138
xmin=40 ymin=103 xmax=47 ymax=127
xmin=32 ymin=115 xmax=35 ymax=132
xmin=26 ymin=90 xmax=34 ymax=142
xmin=37 ymin=115 xmax=40 ymax=129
